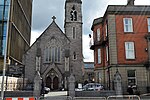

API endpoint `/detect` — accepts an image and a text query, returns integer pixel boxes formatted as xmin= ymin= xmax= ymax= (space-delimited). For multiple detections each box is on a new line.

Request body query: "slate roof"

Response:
xmin=26 ymin=19 xmax=70 ymax=52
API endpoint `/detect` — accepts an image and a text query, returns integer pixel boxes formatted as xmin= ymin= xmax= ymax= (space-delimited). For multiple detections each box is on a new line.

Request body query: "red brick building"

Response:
xmin=90 ymin=0 xmax=150 ymax=94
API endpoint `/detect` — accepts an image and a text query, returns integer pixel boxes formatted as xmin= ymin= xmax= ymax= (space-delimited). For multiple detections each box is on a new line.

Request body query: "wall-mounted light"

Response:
xmin=145 ymin=48 xmax=148 ymax=52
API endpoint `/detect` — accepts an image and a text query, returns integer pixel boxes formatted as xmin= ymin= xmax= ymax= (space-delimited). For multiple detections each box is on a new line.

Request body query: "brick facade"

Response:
xmin=91 ymin=3 xmax=150 ymax=94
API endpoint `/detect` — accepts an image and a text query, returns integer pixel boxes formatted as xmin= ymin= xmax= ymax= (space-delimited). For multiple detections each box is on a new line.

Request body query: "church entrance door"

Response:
xmin=46 ymin=76 xmax=52 ymax=89
xmin=53 ymin=76 xmax=59 ymax=90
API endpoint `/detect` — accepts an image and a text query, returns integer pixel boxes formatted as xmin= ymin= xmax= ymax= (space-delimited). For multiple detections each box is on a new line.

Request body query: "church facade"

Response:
xmin=23 ymin=0 xmax=83 ymax=90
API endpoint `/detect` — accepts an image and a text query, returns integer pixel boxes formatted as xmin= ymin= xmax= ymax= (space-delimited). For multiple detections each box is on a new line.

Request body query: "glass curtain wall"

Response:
xmin=0 ymin=0 xmax=10 ymax=55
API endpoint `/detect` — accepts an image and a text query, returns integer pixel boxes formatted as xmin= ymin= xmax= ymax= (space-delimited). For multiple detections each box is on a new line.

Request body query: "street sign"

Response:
xmin=8 ymin=65 xmax=24 ymax=76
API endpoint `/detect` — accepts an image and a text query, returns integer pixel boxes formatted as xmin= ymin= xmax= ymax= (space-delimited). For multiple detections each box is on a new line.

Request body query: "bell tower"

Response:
xmin=64 ymin=0 xmax=83 ymax=82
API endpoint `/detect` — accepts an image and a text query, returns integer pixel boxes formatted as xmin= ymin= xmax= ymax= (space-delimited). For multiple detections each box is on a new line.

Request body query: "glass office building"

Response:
xmin=0 ymin=0 xmax=10 ymax=55
xmin=0 ymin=0 xmax=33 ymax=73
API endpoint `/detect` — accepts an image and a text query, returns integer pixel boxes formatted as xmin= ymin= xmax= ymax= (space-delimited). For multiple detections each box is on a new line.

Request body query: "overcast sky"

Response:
xmin=31 ymin=0 xmax=150 ymax=62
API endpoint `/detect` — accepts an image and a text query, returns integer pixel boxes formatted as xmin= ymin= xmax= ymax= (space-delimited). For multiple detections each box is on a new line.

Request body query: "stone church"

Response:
xmin=23 ymin=0 xmax=83 ymax=90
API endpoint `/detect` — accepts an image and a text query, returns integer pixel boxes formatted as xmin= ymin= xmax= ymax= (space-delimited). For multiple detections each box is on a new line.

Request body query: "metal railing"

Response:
xmin=107 ymin=95 xmax=141 ymax=100
xmin=0 ymin=83 xmax=33 ymax=91
xmin=73 ymin=95 xmax=141 ymax=100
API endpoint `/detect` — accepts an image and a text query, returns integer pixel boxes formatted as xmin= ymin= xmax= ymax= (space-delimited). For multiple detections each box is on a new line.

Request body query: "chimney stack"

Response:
xmin=127 ymin=0 xmax=135 ymax=6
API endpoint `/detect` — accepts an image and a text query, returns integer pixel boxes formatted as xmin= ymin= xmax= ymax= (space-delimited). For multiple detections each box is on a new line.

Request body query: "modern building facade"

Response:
xmin=0 ymin=0 xmax=32 ymax=74
xmin=90 ymin=0 xmax=150 ymax=94
xmin=23 ymin=0 xmax=83 ymax=90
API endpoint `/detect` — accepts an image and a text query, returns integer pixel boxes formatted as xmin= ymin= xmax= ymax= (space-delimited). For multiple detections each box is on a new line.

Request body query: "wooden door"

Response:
xmin=46 ymin=76 xmax=51 ymax=89
xmin=53 ymin=76 xmax=59 ymax=90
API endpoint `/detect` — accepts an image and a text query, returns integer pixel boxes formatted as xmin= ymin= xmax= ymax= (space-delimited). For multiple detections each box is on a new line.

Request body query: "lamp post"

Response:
xmin=1 ymin=0 xmax=10 ymax=100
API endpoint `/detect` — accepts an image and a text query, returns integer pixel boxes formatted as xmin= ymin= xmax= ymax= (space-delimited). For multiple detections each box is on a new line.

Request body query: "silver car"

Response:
xmin=83 ymin=83 xmax=103 ymax=91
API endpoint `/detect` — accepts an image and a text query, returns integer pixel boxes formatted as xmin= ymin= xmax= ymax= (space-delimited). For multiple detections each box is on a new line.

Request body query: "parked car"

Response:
xmin=44 ymin=87 xmax=50 ymax=94
xmin=83 ymin=83 xmax=103 ymax=91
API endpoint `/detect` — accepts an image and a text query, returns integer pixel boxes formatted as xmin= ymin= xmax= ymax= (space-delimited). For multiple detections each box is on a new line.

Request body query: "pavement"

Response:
xmin=40 ymin=91 xmax=150 ymax=100
xmin=44 ymin=91 xmax=68 ymax=97
xmin=40 ymin=91 xmax=69 ymax=100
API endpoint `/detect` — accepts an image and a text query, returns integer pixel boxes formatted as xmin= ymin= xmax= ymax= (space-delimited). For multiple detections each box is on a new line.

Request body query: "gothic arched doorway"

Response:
xmin=44 ymin=67 xmax=62 ymax=91
xmin=46 ymin=76 xmax=52 ymax=89
xmin=53 ymin=76 xmax=59 ymax=90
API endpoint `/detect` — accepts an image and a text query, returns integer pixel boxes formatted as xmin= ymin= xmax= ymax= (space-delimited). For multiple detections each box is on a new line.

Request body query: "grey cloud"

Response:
xmin=82 ymin=0 xmax=108 ymax=35
xmin=31 ymin=0 xmax=103 ymax=35
xmin=32 ymin=0 xmax=65 ymax=31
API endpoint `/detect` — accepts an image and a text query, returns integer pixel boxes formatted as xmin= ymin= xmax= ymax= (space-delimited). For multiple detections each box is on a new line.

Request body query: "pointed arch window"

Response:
xmin=70 ymin=6 xmax=77 ymax=21
xmin=73 ymin=52 xmax=77 ymax=60
xmin=44 ymin=47 xmax=61 ymax=63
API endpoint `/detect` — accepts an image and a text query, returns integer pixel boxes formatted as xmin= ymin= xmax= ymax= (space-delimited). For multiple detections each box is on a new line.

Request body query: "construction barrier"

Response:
xmin=107 ymin=95 xmax=141 ymax=100
xmin=5 ymin=97 xmax=36 ymax=100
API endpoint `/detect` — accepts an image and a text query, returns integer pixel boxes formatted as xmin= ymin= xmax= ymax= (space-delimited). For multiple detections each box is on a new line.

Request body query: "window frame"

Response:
xmin=147 ymin=18 xmax=150 ymax=32
xmin=73 ymin=27 xmax=76 ymax=39
xmin=106 ymin=46 xmax=108 ymax=62
xmin=127 ymin=70 xmax=137 ymax=86
xmin=97 ymin=48 xmax=101 ymax=64
xmin=44 ymin=47 xmax=61 ymax=63
xmin=123 ymin=18 xmax=133 ymax=32
xmin=125 ymin=42 xmax=135 ymax=60
xmin=0 ymin=22 xmax=7 ymax=55
xmin=105 ymin=24 xmax=108 ymax=37
xmin=97 ymin=28 xmax=100 ymax=41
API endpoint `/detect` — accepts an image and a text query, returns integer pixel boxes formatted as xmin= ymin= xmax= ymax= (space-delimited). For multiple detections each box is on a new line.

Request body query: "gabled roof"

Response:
xmin=26 ymin=19 xmax=70 ymax=52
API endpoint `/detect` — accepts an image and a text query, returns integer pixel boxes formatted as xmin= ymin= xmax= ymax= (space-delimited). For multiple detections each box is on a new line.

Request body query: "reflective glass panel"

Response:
xmin=4 ymin=5 xmax=9 ymax=20
xmin=2 ymin=22 xmax=7 ymax=55
xmin=0 ymin=0 xmax=4 ymax=5
xmin=5 ymin=0 xmax=10 ymax=5
xmin=0 ymin=5 xmax=9 ymax=20
xmin=0 ymin=0 xmax=10 ymax=5
xmin=0 ymin=6 xmax=4 ymax=20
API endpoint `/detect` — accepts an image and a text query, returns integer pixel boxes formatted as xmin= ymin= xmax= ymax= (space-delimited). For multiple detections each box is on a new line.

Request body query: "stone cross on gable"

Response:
xmin=52 ymin=16 xmax=56 ymax=21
